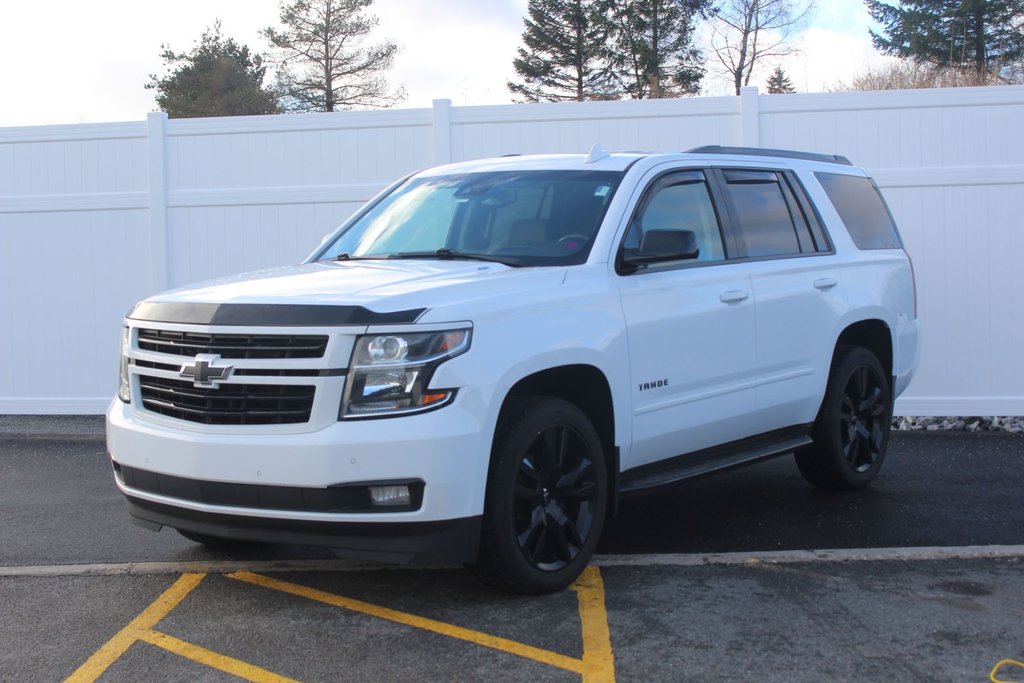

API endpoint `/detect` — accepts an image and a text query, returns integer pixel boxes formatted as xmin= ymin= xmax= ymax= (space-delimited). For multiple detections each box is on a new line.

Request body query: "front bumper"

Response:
xmin=126 ymin=497 xmax=481 ymax=564
xmin=107 ymin=391 xmax=492 ymax=563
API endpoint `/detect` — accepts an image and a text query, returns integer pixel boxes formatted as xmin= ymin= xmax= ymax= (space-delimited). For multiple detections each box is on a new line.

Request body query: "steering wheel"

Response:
xmin=558 ymin=234 xmax=589 ymax=245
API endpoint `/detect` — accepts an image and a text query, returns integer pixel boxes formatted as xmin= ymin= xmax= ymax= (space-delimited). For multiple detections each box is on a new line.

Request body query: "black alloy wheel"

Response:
xmin=840 ymin=364 xmax=888 ymax=472
xmin=476 ymin=396 xmax=607 ymax=594
xmin=796 ymin=345 xmax=892 ymax=490
xmin=513 ymin=423 xmax=599 ymax=571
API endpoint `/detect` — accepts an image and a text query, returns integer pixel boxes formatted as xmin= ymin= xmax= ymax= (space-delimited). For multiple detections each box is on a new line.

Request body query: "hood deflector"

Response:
xmin=128 ymin=302 xmax=426 ymax=327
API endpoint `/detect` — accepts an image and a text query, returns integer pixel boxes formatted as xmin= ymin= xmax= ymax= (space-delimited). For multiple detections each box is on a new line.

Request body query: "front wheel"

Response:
xmin=796 ymin=346 xmax=892 ymax=490
xmin=475 ymin=397 xmax=607 ymax=594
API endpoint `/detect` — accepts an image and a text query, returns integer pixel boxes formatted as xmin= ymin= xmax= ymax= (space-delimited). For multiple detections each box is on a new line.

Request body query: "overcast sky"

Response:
xmin=0 ymin=0 xmax=891 ymax=128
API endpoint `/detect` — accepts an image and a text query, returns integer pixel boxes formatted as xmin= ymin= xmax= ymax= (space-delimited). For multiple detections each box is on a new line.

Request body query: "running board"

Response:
xmin=619 ymin=426 xmax=813 ymax=495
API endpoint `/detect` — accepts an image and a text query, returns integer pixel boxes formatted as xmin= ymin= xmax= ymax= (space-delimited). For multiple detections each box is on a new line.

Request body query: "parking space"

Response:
xmin=0 ymin=574 xmax=180 ymax=678
xmin=57 ymin=568 xmax=610 ymax=682
xmin=4 ymin=557 xmax=1023 ymax=681
xmin=1 ymin=428 xmax=1022 ymax=681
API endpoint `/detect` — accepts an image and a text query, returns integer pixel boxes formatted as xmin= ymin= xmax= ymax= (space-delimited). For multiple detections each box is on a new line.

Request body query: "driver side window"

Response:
xmin=623 ymin=173 xmax=726 ymax=268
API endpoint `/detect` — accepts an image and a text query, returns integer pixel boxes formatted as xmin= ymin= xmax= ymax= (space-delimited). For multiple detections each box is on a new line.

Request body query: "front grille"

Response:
xmin=132 ymin=359 xmax=323 ymax=378
xmin=137 ymin=328 xmax=328 ymax=359
xmin=139 ymin=376 xmax=315 ymax=425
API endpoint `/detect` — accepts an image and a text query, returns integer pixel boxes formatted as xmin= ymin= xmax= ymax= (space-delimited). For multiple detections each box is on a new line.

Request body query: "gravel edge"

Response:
xmin=892 ymin=416 xmax=1024 ymax=433
xmin=0 ymin=414 xmax=1021 ymax=437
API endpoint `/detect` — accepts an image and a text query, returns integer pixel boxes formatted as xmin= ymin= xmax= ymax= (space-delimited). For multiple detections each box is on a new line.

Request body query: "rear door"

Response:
xmin=713 ymin=168 xmax=846 ymax=432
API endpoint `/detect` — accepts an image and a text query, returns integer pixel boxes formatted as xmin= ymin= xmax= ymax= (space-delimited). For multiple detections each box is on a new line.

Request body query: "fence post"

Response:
xmin=739 ymin=86 xmax=760 ymax=146
xmin=146 ymin=112 xmax=170 ymax=294
xmin=432 ymin=99 xmax=452 ymax=164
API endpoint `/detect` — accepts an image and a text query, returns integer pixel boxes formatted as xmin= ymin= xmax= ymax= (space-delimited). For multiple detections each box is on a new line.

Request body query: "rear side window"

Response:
xmin=721 ymin=170 xmax=804 ymax=258
xmin=816 ymin=172 xmax=902 ymax=250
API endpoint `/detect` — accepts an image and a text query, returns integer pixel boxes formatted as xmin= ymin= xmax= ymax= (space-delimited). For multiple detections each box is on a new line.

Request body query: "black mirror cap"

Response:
xmin=620 ymin=229 xmax=700 ymax=272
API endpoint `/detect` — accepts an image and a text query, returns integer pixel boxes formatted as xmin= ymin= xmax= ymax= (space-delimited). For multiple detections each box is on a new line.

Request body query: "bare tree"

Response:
xmin=263 ymin=0 xmax=404 ymax=112
xmin=834 ymin=58 xmax=1019 ymax=92
xmin=709 ymin=0 xmax=813 ymax=95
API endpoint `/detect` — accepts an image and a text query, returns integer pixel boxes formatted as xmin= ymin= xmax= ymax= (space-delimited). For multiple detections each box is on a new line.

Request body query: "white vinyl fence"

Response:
xmin=1 ymin=85 xmax=1022 ymax=415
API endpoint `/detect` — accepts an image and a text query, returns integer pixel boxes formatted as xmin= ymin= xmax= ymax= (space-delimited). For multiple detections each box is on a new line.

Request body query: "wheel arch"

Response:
xmin=834 ymin=318 xmax=894 ymax=391
xmin=497 ymin=364 xmax=619 ymax=514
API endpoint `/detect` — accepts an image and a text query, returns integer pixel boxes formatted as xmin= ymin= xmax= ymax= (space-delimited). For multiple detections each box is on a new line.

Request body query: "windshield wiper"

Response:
xmin=322 ymin=252 xmax=388 ymax=262
xmin=390 ymin=249 xmax=523 ymax=267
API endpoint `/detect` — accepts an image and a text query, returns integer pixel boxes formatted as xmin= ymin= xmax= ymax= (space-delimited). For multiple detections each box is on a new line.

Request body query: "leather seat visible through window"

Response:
xmin=507 ymin=218 xmax=549 ymax=246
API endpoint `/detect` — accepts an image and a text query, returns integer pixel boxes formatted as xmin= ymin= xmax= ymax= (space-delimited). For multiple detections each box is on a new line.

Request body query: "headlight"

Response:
xmin=117 ymin=326 xmax=131 ymax=403
xmin=341 ymin=328 xmax=470 ymax=418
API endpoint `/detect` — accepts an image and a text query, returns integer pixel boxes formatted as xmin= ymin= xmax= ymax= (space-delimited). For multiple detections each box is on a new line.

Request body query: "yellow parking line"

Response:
xmin=572 ymin=566 xmax=616 ymax=682
xmin=68 ymin=566 xmax=617 ymax=681
xmin=64 ymin=572 xmax=205 ymax=683
xmin=991 ymin=659 xmax=1024 ymax=683
xmin=228 ymin=570 xmax=589 ymax=675
xmin=140 ymin=630 xmax=298 ymax=683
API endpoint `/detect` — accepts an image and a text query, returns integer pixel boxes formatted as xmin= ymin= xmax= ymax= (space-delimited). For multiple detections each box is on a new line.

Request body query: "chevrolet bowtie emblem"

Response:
xmin=179 ymin=353 xmax=234 ymax=388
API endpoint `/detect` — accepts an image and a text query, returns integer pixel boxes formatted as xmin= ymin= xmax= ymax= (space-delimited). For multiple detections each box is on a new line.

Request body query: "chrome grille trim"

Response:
xmin=137 ymin=328 xmax=328 ymax=359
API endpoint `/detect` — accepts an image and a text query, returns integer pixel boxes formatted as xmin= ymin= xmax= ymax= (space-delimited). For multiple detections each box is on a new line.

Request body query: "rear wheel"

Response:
xmin=475 ymin=397 xmax=607 ymax=594
xmin=796 ymin=346 xmax=892 ymax=490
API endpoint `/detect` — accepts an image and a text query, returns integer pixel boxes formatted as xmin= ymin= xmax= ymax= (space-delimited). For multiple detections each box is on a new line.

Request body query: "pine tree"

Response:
xmin=508 ymin=0 xmax=620 ymax=102
xmin=147 ymin=22 xmax=279 ymax=118
xmin=866 ymin=0 xmax=1024 ymax=76
xmin=610 ymin=0 xmax=711 ymax=98
xmin=263 ymin=0 xmax=403 ymax=112
xmin=766 ymin=65 xmax=796 ymax=93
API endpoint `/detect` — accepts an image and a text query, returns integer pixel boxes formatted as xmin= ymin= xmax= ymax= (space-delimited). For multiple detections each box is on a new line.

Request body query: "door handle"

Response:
xmin=814 ymin=278 xmax=838 ymax=290
xmin=719 ymin=290 xmax=749 ymax=304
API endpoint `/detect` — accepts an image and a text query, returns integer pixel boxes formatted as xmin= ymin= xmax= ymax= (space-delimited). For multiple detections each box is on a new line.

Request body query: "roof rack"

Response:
xmin=686 ymin=145 xmax=853 ymax=166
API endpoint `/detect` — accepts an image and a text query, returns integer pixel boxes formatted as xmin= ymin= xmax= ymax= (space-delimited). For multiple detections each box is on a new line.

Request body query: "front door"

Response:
xmin=616 ymin=170 xmax=759 ymax=471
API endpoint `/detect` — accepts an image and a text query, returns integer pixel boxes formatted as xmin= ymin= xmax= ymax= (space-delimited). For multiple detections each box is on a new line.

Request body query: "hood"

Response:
xmin=144 ymin=260 xmax=567 ymax=318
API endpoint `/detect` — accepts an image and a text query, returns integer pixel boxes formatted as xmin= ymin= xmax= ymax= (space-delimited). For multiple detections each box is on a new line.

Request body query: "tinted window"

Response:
xmin=816 ymin=172 xmax=902 ymax=250
xmin=785 ymin=171 xmax=833 ymax=253
xmin=723 ymin=170 xmax=801 ymax=258
xmin=623 ymin=175 xmax=725 ymax=267
xmin=318 ymin=170 xmax=623 ymax=267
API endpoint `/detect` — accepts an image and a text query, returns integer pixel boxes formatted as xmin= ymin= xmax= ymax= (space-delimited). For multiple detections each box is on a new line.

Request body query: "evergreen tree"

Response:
xmin=263 ymin=0 xmax=403 ymax=112
xmin=147 ymin=22 xmax=279 ymax=118
xmin=866 ymin=0 xmax=1024 ymax=76
xmin=508 ymin=0 xmax=620 ymax=102
xmin=766 ymin=65 xmax=796 ymax=92
xmin=610 ymin=0 xmax=711 ymax=98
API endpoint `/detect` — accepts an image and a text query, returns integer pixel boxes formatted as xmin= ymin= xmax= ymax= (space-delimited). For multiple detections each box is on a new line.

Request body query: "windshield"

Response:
xmin=315 ymin=170 xmax=624 ymax=267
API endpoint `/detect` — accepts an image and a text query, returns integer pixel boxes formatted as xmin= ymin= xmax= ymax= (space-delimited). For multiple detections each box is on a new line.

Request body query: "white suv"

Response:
xmin=107 ymin=145 xmax=919 ymax=593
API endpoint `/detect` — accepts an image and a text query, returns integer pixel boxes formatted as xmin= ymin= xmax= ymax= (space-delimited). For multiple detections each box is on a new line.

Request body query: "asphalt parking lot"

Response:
xmin=1 ymin=421 xmax=1022 ymax=682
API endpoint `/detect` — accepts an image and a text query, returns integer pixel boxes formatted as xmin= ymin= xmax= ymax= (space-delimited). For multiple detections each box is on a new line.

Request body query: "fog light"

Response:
xmin=369 ymin=485 xmax=411 ymax=507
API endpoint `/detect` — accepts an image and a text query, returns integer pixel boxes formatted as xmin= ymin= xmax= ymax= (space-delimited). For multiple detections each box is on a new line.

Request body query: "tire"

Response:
xmin=475 ymin=396 xmax=608 ymax=594
xmin=796 ymin=345 xmax=893 ymax=490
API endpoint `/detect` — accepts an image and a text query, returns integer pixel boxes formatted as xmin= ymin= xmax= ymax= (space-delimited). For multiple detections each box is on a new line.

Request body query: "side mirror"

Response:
xmin=621 ymin=229 xmax=699 ymax=272
xmin=320 ymin=233 xmax=332 ymax=246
